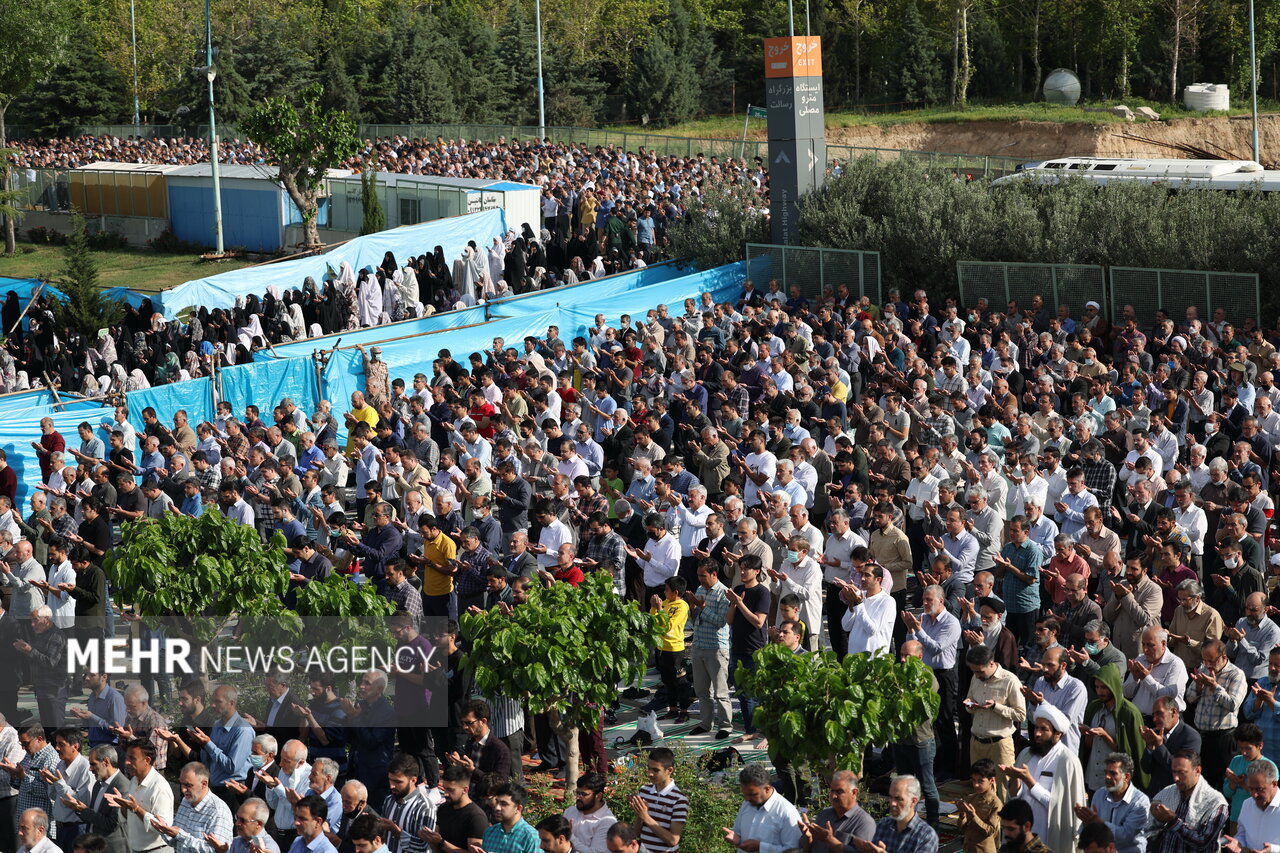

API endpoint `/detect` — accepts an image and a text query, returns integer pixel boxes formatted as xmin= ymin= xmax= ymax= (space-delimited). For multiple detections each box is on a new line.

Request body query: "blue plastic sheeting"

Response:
xmin=320 ymin=310 xmax=559 ymax=443
xmin=220 ymin=358 xmax=320 ymax=422
xmin=0 ymin=389 xmax=104 ymax=416
xmin=487 ymin=262 xmax=689 ymax=318
xmin=262 ymin=306 xmax=491 ymax=362
xmin=0 ymin=404 xmax=115 ymax=508
xmin=126 ymin=376 xmax=214 ymax=430
xmin=554 ymin=258 xmax=763 ymax=341
xmin=0 ymin=277 xmax=149 ymax=312
xmin=155 ymin=208 xmax=508 ymax=319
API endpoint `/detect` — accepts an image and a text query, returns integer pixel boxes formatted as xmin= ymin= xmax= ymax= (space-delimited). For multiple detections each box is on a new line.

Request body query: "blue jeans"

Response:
xmin=894 ymin=738 xmax=940 ymax=826
xmin=729 ymin=651 xmax=759 ymax=734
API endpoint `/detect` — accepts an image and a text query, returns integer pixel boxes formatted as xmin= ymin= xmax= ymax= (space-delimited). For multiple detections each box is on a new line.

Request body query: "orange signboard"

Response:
xmin=764 ymin=36 xmax=822 ymax=78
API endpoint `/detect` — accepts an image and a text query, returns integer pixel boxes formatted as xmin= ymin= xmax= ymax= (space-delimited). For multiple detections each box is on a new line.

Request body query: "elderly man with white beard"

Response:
xmin=1001 ymin=704 xmax=1086 ymax=853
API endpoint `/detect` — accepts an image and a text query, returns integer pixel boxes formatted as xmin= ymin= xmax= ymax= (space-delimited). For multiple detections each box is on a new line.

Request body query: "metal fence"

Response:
xmin=1109 ymin=267 xmax=1261 ymax=328
xmin=6 ymin=123 xmax=1029 ymax=178
xmin=745 ymin=243 xmax=882 ymax=304
xmin=957 ymin=261 xmax=1107 ymax=315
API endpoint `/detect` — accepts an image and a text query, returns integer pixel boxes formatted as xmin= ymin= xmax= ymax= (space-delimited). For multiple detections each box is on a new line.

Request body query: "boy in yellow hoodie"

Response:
xmin=650 ymin=576 xmax=691 ymax=723
xmin=955 ymin=758 xmax=1002 ymax=853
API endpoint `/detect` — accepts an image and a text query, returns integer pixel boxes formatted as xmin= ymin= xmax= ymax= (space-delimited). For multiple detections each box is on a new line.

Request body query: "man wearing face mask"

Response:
xmin=1052 ymin=574 xmax=1102 ymax=649
xmin=1064 ymin=620 xmax=1127 ymax=701
xmin=766 ymin=537 xmax=822 ymax=652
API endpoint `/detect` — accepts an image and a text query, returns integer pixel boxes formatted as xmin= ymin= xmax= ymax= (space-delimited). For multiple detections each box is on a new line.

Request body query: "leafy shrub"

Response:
xmin=148 ymin=228 xmax=206 ymax=254
xmin=606 ymin=745 xmax=744 ymax=852
xmin=86 ymin=229 xmax=128 ymax=250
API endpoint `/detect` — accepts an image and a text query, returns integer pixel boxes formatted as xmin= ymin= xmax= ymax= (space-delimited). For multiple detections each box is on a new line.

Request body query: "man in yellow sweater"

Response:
xmin=651 ymin=577 xmax=691 ymax=724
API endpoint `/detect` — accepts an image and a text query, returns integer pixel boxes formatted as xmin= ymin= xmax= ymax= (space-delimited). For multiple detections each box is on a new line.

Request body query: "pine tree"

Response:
xmin=9 ymin=53 xmax=130 ymax=136
xmin=56 ymin=212 xmax=123 ymax=342
xmin=360 ymin=168 xmax=386 ymax=235
xmin=895 ymin=0 xmax=945 ymax=105
xmin=496 ymin=0 xmax=539 ymax=126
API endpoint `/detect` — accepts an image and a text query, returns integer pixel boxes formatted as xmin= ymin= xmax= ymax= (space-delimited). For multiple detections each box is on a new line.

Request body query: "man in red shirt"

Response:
xmin=540 ymin=542 xmax=584 ymax=586
xmin=467 ymin=389 xmax=497 ymax=440
xmin=30 ymin=417 xmax=66 ymax=483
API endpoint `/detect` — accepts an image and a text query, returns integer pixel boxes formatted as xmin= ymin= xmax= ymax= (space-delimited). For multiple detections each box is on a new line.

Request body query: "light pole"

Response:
xmin=130 ymin=0 xmax=140 ymax=128
xmin=204 ymin=0 xmax=223 ymax=254
xmin=1250 ymin=0 xmax=1261 ymax=162
xmin=787 ymin=0 xmax=795 ymax=38
xmin=535 ymin=0 xmax=546 ymax=141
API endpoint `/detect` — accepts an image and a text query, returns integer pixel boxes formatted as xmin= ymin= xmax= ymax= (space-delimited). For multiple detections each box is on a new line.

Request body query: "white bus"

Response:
xmin=991 ymin=157 xmax=1280 ymax=191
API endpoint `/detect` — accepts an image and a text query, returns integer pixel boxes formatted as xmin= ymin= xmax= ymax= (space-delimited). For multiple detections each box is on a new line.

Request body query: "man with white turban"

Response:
xmin=1001 ymin=703 xmax=1086 ymax=853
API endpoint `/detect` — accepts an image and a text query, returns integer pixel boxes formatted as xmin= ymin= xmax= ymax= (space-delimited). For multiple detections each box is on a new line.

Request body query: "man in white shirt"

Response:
xmin=1119 ymin=431 xmax=1165 ymax=485
xmin=16 ymin=809 xmax=58 ymax=853
xmin=106 ymin=738 xmax=174 ymax=853
xmin=736 ymin=432 xmax=777 ymax=509
xmin=46 ymin=728 xmax=92 ymax=845
xmin=1225 ymin=760 xmax=1280 ymax=853
xmin=258 ymin=741 xmax=311 ymax=833
xmin=626 ymin=513 xmax=682 ymax=598
xmin=726 ymin=763 xmax=802 ymax=853
xmin=841 ymin=563 xmax=895 ymax=656
xmin=532 ymin=504 xmax=574 ymax=571
xmin=769 ymin=537 xmax=823 ymax=652
xmin=562 ymin=772 xmax=615 ymax=853
xmin=1170 ymin=482 xmax=1208 ymax=574
xmin=1121 ymin=627 xmax=1189 ymax=715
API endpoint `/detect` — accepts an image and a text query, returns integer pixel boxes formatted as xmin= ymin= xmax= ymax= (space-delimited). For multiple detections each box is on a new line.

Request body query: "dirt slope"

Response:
xmin=825 ymin=114 xmax=1280 ymax=164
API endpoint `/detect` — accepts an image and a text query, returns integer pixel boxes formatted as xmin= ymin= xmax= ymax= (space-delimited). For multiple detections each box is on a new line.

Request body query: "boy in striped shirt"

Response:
xmin=628 ymin=747 xmax=687 ymax=852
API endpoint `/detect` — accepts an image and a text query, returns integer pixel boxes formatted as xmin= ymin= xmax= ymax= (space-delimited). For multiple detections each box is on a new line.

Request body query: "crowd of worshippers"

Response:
xmin=8 ymin=282 xmax=1280 ymax=852
xmin=0 ymin=208 xmax=679 ymax=398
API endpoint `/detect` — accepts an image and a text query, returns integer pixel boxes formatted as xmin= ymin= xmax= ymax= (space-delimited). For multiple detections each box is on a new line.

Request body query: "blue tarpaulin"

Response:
xmin=220 ymin=357 xmax=320 ymax=422
xmin=155 ymin=209 xmax=508 ymax=319
xmin=0 ymin=405 xmax=115 ymax=508
xmin=126 ymin=376 xmax=215 ymax=430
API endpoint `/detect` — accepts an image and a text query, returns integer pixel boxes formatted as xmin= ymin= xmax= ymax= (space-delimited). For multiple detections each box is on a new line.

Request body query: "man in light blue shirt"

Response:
xmin=728 ymin=763 xmax=802 ymax=853
xmin=1228 ymin=592 xmax=1280 ymax=680
xmin=286 ymin=795 xmax=339 ymax=853
xmin=199 ymin=685 xmax=253 ymax=790
xmin=1076 ymin=752 xmax=1149 ymax=853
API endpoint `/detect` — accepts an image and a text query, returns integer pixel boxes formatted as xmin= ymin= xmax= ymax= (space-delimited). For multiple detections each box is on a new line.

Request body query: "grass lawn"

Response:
xmin=615 ymin=98 xmax=1280 ymax=138
xmin=0 ymin=245 xmax=256 ymax=292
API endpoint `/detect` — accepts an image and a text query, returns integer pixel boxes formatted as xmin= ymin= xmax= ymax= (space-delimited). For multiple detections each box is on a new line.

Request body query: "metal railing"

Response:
xmin=6 ymin=123 xmax=1030 ymax=178
xmin=957 ymin=261 xmax=1107 ymax=314
xmin=745 ymin=243 xmax=883 ymax=304
xmin=1109 ymin=267 xmax=1261 ymax=327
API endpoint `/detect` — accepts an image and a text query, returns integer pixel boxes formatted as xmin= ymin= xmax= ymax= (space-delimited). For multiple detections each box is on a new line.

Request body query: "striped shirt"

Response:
xmin=637 ymin=781 xmax=689 ymax=853
xmin=691 ymin=583 xmax=731 ymax=650
xmin=167 ymin=791 xmax=235 ymax=853
xmin=484 ymin=694 xmax=526 ymax=738
xmin=382 ymin=787 xmax=437 ymax=853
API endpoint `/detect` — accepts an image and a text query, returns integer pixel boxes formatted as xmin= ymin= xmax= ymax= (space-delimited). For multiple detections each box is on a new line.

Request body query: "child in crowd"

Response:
xmin=955 ymin=758 xmax=1002 ymax=853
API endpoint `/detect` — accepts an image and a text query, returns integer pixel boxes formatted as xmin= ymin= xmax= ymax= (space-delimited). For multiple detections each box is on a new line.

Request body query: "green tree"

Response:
xmin=54 ymin=211 xmax=124 ymax=343
xmin=0 ymin=0 xmax=73 ymax=254
xmin=669 ymin=180 xmax=769 ymax=269
xmin=240 ymin=82 xmax=360 ymax=249
xmin=360 ymin=167 xmax=386 ymax=235
xmin=106 ymin=509 xmax=393 ymax=650
xmin=462 ymin=571 xmax=662 ymax=792
xmin=496 ymin=0 xmax=538 ymax=125
xmin=894 ymin=0 xmax=945 ymax=104
xmin=736 ymin=643 xmax=939 ymax=774
xmin=9 ymin=53 xmax=130 ymax=136
xmin=628 ymin=0 xmax=712 ymax=125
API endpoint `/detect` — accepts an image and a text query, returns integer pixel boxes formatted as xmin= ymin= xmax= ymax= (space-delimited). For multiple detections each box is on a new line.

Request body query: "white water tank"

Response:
xmin=1184 ymin=83 xmax=1230 ymax=111
xmin=1043 ymin=69 xmax=1081 ymax=106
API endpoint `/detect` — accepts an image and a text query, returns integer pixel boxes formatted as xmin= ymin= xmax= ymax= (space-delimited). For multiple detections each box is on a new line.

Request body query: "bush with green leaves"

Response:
xmin=668 ymin=180 xmax=769 ymax=270
xmin=53 ymin=210 xmax=123 ymax=342
xmin=462 ymin=570 xmax=663 ymax=791
xmin=106 ymin=509 xmax=393 ymax=653
xmin=606 ymin=746 xmax=743 ymax=851
xmin=736 ymin=643 xmax=939 ymax=775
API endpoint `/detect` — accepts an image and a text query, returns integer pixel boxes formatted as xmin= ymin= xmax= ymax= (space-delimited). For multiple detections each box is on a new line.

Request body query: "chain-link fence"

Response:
xmin=6 ymin=123 xmax=1029 ymax=178
xmin=1109 ymin=267 xmax=1261 ymax=327
xmin=957 ymin=261 xmax=1107 ymax=315
xmin=745 ymin=243 xmax=882 ymax=304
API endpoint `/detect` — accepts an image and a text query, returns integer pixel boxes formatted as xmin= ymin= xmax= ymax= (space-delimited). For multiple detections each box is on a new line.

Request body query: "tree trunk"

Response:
xmin=549 ymin=711 xmax=582 ymax=794
xmin=1030 ymin=0 xmax=1043 ymax=99
xmin=1170 ymin=3 xmax=1181 ymax=105
xmin=853 ymin=0 xmax=862 ymax=103
xmin=1 ymin=105 xmax=14 ymax=256
xmin=950 ymin=7 xmax=960 ymax=106
xmin=957 ymin=3 xmax=973 ymax=108
xmin=280 ymin=172 xmax=323 ymax=250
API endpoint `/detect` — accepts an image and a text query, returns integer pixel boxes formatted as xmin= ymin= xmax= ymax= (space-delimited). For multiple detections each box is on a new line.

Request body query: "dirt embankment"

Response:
xmin=824 ymin=114 xmax=1280 ymax=165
